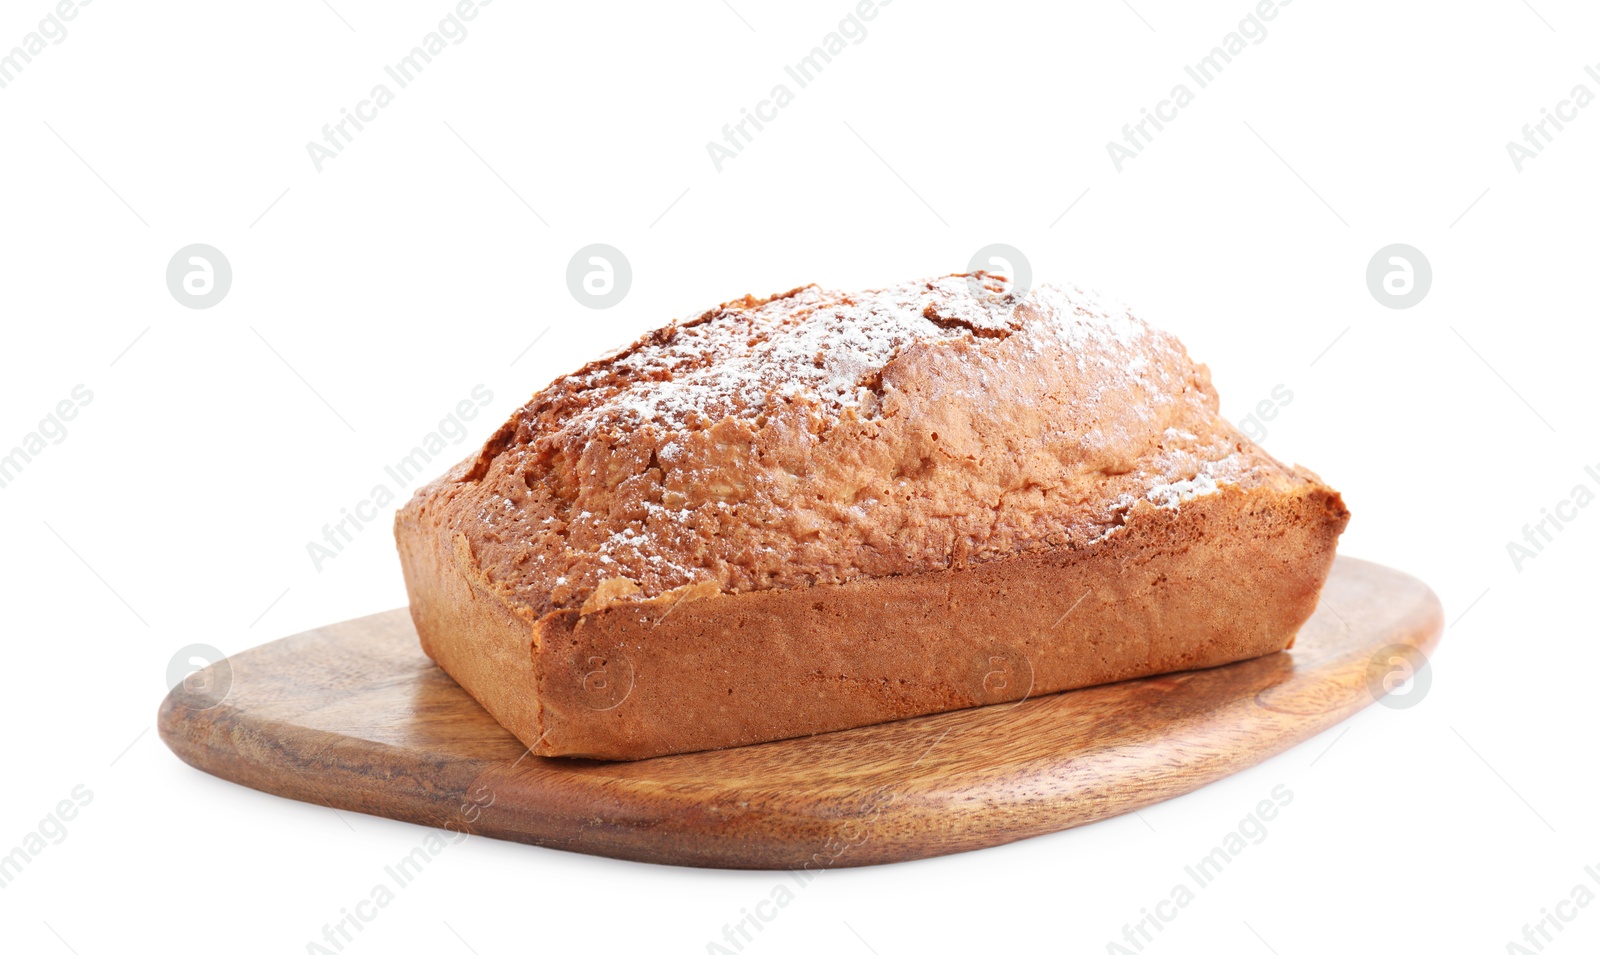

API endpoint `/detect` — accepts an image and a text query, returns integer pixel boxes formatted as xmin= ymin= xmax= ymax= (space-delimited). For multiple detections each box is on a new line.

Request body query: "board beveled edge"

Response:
xmin=157 ymin=556 xmax=1445 ymax=869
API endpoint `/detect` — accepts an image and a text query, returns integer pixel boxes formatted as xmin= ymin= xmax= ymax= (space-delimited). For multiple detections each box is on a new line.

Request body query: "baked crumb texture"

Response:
xmin=396 ymin=274 xmax=1349 ymax=759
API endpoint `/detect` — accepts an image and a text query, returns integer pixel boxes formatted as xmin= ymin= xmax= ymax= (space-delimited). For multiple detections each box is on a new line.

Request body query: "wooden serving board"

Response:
xmin=158 ymin=556 xmax=1442 ymax=869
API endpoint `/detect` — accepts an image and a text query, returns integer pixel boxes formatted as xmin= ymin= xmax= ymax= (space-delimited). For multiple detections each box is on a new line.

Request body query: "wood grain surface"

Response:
xmin=157 ymin=555 xmax=1442 ymax=869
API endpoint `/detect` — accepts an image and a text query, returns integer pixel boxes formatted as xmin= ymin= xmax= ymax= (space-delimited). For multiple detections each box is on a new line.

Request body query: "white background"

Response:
xmin=1 ymin=0 xmax=1596 ymax=952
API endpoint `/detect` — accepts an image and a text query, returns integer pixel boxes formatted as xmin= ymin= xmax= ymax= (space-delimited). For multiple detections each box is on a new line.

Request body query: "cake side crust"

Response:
xmin=401 ymin=476 xmax=1348 ymax=760
xmin=396 ymin=487 xmax=546 ymax=749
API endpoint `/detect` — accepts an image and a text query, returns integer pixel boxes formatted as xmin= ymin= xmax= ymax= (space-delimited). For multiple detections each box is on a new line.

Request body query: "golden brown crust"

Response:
xmin=395 ymin=274 xmax=1350 ymax=759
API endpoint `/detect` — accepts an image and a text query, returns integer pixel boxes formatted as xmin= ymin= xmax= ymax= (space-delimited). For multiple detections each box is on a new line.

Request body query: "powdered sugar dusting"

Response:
xmin=560 ymin=275 xmax=1161 ymax=436
xmin=1152 ymin=451 xmax=1250 ymax=507
xmin=1145 ymin=473 xmax=1221 ymax=509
